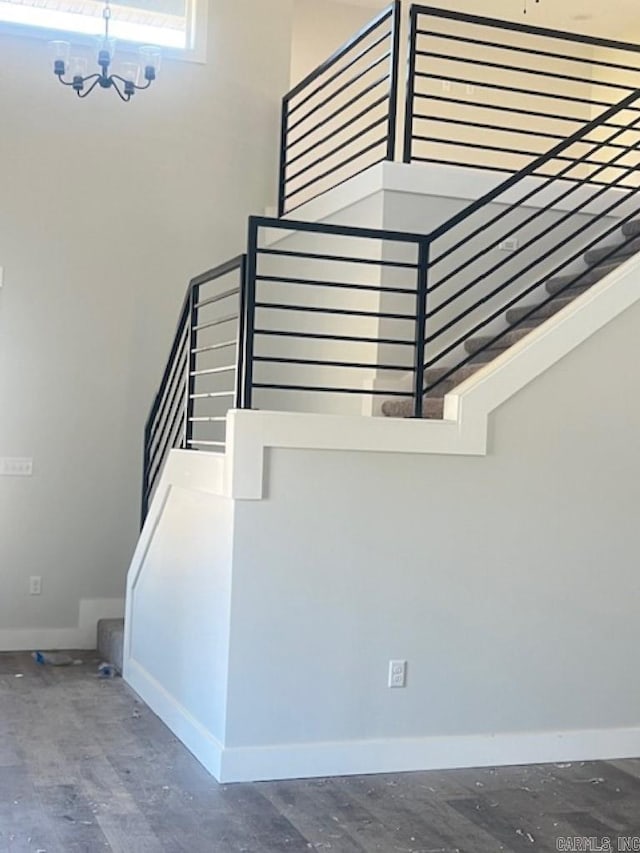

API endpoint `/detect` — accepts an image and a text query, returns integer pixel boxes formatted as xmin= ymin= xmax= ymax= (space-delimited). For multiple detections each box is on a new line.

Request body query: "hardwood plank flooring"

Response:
xmin=0 ymin=651 xmax=638 ymax=852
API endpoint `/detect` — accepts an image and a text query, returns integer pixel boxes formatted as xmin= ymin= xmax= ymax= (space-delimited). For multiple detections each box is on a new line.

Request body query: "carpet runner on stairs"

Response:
xmin=382 ymin=221 xmax=640 ymax=420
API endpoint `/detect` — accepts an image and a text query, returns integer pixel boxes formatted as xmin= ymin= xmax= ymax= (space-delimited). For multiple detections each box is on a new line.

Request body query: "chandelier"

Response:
xmin=50 ymin=2 xmax=161 ymax=101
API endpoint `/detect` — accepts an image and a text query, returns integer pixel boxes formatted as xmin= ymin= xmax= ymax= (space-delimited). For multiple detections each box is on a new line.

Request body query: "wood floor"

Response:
xmin=1 ymin=652 xmax=638 ymax=853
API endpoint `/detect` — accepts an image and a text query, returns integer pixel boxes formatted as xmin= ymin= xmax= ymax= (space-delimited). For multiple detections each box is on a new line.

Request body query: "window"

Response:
xmin=0 ymin=0 xmax=202 ymax=52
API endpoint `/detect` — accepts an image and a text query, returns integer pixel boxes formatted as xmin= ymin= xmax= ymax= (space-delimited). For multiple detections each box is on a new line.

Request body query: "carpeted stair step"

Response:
xmin=381 ymin=396 xmax=444 ymax=419
xmin=381 ymin=359 xmax=502 ymax=419
xmin=545 ymin=261 xmax=621 ymax=297
xmin=622 ymin=219 xmax=640 ymax=238
xmin=465 ymin=324 xmax=536 ymax=356
xmin=505 ymin=294 xmax=576 ymax=326
xmin=97 ymin=618 xmax=124 ymax=674
xmin=584 ymin=236 xmax=640 ymax=266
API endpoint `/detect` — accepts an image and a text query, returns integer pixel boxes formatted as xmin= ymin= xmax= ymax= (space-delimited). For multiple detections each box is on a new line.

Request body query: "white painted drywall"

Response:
xmin=0 ymin=0 xmax=293 ymax=646
xmin=225 ymin=295 xmax=640 ymax=764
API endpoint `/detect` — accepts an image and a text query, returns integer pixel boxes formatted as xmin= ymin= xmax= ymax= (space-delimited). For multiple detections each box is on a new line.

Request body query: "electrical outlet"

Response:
xmin=0 ymin=458 xmax=33 ymax=476
xmin=0 ymin=266 xmax=4 ymax=288
xmin=388 ymin=660 xmax=407 ymax=688
xmin=466 ymin=83 xmax=475 ymax=95
xmin=29 ymin=576 xmax=42 ymax=596
xmin=499 ymin=238 xmax=519 ymax=252
xmin=442 ymin=80 xmax=451 ymax=92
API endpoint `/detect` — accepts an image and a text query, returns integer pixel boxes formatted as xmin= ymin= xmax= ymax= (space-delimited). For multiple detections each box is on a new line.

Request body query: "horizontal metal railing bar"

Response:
xmin=285 ymin=114 xmax=388 ymax=185
xmin=253 ymin=214 xmax=426 ymax=245
xmin=194 ymin=286 xmax=240 ymax=310
xmin=144 ymin=292 xmax=190 ymax=436
xmin=423 ymin=201 xmax=640 ymax=370
xmin=288 ymin=56 xmax=390 ymax=135
xmin=147 ymin=409 xmax=185 ymax=498
xmin=285 ymin=137 xmax=387 ymax=202
xmin=417 ymin=49 xmax=637 ymax=94
xmin=287 ymin=75 xmax=389 ymax=146
xmin=412 ymin=4 xmax=640 ymax=55
xmin=190 ymin=390 xmax=236 ymax=399
xmin=255 ymin=273 xmax=416 ymax=297
xmin=285 ymin=95 xmax=388 ymax=164
xmin=429 ymin=171 xmax=640 ymax=323
xmin=412 ymin=121 xmax=632 ymax=154
xmin=254 ymin=328 xmax=415 ymax=347
xmin=286 ymin=2 xmax=393 ymax=101
xmin=190 ymin=365 xmax=236 ymax=377
xmin=148 ymin=328 xmax=189 ymax=442
xmin=254 ymin=301 xmax=416 ymax=321
xmin=454 ymin=226 xmax=640 ymax=375
xmin=188 ymin=417 xmax=228 ymax=422
xmin=191 ymin=340 xmax=237 ymax=355
xmin=420 ymin=135 xmax=638 ymax=170
xmin=409 ymin=155 xmax=632 ymax=189
xmin=414 ymin=93 xmax=638 ymax=134
xmin=252 ymin=382 xmax=413 ymax=397
xmin=283 ymin=157 xmax=388 ymax=216
xmin=425 ymin=89 xmax=640 ymax=244
xmin=193 ymin=312 xmax=239 ymax=332
xmin=427 ymin=178 xmax=640 ymax=341
xmin=288 ymin=29 xmax=391 ymax=117
xmin=190 ymin=255 xmax=245 ymax=288
xmin=257 ymin=247 xmax=417 ymax=270
xmin=253 ymin=355 xmax=414 ymax=371
xmin=148 ymin=363 xmax=187 ymax=462
xmin=415 ymin=28 xmax=640 ymax=77
xmin=414 ymin=71 xmax=640 ymax=114
xmin=429 ymin=104 xmax=640 ymax=270
xmin=429 ymin=139 xmax=640 ymax=292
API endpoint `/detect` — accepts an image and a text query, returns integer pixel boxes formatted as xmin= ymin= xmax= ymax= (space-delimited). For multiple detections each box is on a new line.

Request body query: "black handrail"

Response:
xmin=278 ymin=1 xmax=400 ymax=216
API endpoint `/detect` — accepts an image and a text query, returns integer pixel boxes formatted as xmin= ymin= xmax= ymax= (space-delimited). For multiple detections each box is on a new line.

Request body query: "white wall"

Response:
xmin=0 ymin=0 xmax=293 ymax=647
xmin=290 ymin=0 xmax=384 ymax=88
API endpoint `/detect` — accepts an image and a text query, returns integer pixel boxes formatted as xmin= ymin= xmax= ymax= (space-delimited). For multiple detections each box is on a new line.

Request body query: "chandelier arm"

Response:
xmin=76 ymin=76 xmax=103 ymax=98
xmin=111 ymin=73 xmax=152 ymax=93
xmin=55 ymin=75 xmax=77 ymax=88
xmin=109 ymin=76 xmax=132 ymax=102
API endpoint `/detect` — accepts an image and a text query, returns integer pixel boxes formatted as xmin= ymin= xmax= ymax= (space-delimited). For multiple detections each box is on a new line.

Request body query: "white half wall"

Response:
xmin=125 ymin=254 xmax=640 ymax=782
xmin=223 ymin=295 xmax=640 ymax=780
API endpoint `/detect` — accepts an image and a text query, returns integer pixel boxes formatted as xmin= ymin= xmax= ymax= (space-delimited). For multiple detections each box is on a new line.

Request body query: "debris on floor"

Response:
xmin=32 ymin=651 xmax=82 ymax=666
xmin=97 ymin=662 xmax=117 ymax=679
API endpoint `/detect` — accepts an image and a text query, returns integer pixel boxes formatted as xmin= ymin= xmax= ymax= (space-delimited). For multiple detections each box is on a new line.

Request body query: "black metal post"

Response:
xmin=278 ymin=96 xmax=289 ymax=217
xmin=184 ymin=283 xmax=199 ymax=449
xmin=403 ymin=5 xmax=418 ymax=164
xmin=413 ymin=239 xmax=430 ymax=418
xmin=235 ymin=255 xmax=248 ymax=408
xmin=386 ymin=0 xmax=402 ymax=162
xmin=242 ymin=220 xmax=258 ymax=409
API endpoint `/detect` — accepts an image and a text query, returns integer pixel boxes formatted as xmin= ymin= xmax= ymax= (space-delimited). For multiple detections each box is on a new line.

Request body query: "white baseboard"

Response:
xmin=0 ymin=597 xmax=125 ymax=651
xmin=121 ymin=657 xmax=640 ymax=783
xmin=218 ymin=726 xmax=640 ymax=783
xmin=125 ymin=657 xmax=223 ymax=780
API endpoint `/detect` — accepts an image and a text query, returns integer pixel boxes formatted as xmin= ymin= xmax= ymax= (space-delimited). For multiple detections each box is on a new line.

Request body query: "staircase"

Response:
xmin=381 ymin=221 xmax=640 ymax=420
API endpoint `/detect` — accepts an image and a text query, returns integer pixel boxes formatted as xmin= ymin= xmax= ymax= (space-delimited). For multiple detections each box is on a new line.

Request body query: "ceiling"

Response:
xmin=341 ymin=0 xmax=640 ymax=42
